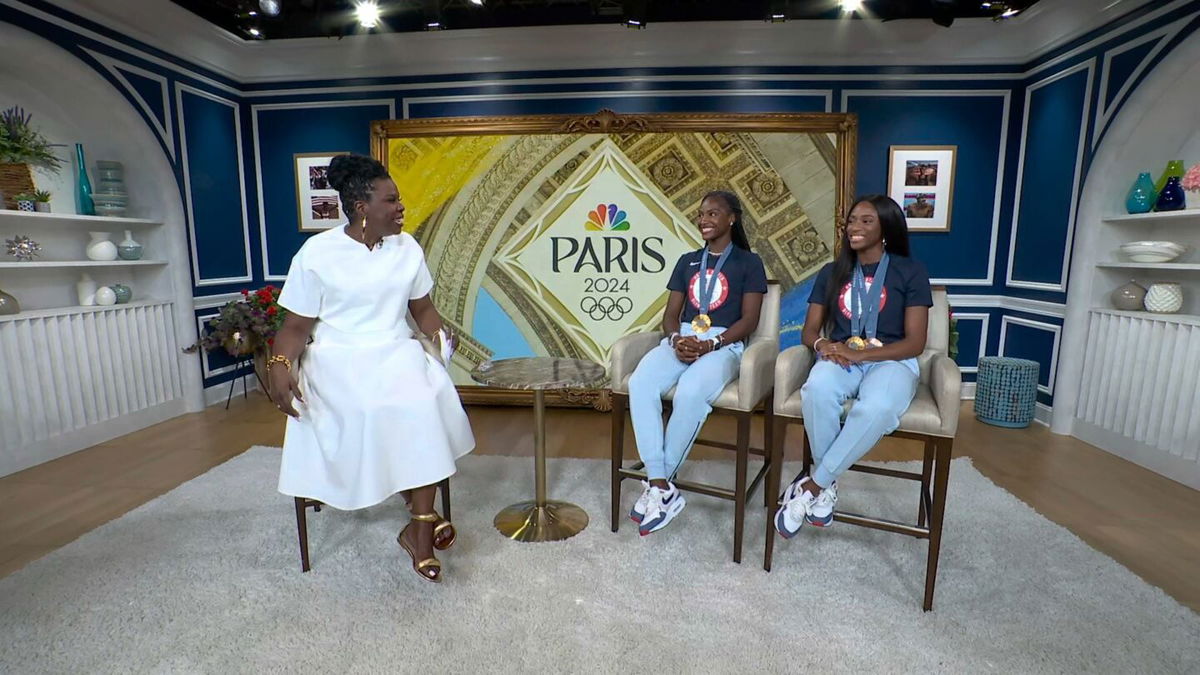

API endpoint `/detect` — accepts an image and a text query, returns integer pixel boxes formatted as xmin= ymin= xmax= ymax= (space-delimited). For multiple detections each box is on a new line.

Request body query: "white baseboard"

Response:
xmin=0 ymin=400 xmax=187 ymax=478
xmin=204 ymin=374 xmax=262 ymax=407
xmin=1073 ymin=419 xmax=1200 ymax=490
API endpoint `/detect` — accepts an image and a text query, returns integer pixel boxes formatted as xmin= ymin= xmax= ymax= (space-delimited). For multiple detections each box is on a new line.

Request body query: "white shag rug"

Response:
xmin=1 ymin=447 xmax=1196 ymax=673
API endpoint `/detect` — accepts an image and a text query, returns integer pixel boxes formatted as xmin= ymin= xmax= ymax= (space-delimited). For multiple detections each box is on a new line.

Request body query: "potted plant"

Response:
xmin=13 ymin=192 xmax=36 ymax=212
xmin=183 ymin=285 xmax=288 ymax=391
xmin=0 ymin=107 xmax=62 ymax=210
xmin=32 ymin=189 xmax=51 ymax=213
xmin=1182 ymin=163 xmax=1200 ymax=210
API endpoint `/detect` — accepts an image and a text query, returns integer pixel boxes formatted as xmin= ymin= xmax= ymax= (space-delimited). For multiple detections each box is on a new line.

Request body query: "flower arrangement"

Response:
xmin=1182 ymin=163 xmax=1200 ymax=196
xmin=0 ymin=107 xmax=63 ymax=171
xmin=183 ymin=285 xmax=287 ymax=356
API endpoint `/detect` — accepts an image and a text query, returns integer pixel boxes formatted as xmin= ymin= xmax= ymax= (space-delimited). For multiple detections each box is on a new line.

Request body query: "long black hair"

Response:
xmin=823 ymin=194 xmax=911 ymax=334
xmin=327 ymin=153 xmax=390 ymax=221
xmin=703 ymin=190 xmax=752 ymax=252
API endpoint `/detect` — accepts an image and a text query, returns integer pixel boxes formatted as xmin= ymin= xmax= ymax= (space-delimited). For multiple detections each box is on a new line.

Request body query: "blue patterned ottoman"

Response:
xmin=974 ymin=356 xmax=1040 ymax=428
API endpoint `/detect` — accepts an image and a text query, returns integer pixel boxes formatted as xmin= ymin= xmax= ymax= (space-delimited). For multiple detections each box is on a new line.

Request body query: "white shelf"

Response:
xmin=1090 ymin=308 xmax=1200 ymax=327
xmin=0 ymin=299 xmax=172 ymax=323
xmin=1103 ymin=210 xmax=1200 ymax=224
xmin=0 ymin=210 xmax=159 ymax=229
xmin=1096 ymin=262 xmax=1200 ymax=270
xmin=0 ymin=260 xmax=168 ymax=269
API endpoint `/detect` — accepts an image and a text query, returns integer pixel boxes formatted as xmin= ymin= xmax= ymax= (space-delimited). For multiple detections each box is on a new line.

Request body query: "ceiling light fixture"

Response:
xmin=258 ymin=0 xmax=281 ymax=17
xmin=839 ymin=0 xmax=863 ymax=13
xmin=470 ymin=0 xmax=485 ymax=5
xmin=354 ymin=0 xmax=381 ymax=29
xmin=766 ymin=0 xmax=788 ymax=22
xmin=622 ymin=0 xmax=647 ymax=29
xmin=248 ymin=26 xmax=262 ymax=37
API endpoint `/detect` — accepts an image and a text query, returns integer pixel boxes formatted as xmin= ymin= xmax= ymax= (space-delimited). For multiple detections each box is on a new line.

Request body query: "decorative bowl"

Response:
xmin=1119 ymin=240 xmax=1186 ymax=263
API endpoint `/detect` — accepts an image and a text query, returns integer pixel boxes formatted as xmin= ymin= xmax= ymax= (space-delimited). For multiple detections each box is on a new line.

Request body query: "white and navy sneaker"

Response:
xmin=638 ymin=484 xmax=686 ymax=536
xmin=630 ymin=480 xmax=653 ymax=523
xmin=781 ymin=474 xmax=810 ymax=506
xmin=775 ymin=486 xmax=817 ymax=539
xmin=806 ymin=482 xmax=837 ymax=527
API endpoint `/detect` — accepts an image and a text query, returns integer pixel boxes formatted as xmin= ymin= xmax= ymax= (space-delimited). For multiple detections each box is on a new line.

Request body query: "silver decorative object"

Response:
xmin=5 ymin=235 xmax=42 ymax=261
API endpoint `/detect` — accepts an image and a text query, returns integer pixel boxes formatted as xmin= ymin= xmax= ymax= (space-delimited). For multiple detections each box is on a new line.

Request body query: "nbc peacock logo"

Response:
xmin=585 ymin=203 xmax=630 ymax=231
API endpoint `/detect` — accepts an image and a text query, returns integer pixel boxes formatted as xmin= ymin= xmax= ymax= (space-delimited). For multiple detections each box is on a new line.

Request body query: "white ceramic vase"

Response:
xmin=85 ymin=231 xmax=118 ymax=261
xmin=94 ymin=285 xmax=117 ymax=306
xmin=76 ymin=273 xmax=98 ymax=306
xmin=1143 ymin=282 xmax=1183 ymax=313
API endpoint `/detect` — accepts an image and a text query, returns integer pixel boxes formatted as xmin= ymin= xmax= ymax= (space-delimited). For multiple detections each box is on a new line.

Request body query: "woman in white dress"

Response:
xmin=267 ymin=154 xmax=475 ymax=583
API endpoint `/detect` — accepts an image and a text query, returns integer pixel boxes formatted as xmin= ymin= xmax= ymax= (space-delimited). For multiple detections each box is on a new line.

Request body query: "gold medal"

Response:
xmin=847 ymin=336 xmax=866 ymax=351
xmin=691 ymin=313 xmax=712 ymax=333
xmin=867 ymin=337 xmax=883 ymax=348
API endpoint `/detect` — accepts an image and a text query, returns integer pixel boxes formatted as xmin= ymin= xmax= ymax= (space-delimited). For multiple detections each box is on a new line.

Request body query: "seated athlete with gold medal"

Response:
xmin=625 ymin=190 xmax=768 ymax=536
xmin=774 ymin=194 xmax=933 ymax=538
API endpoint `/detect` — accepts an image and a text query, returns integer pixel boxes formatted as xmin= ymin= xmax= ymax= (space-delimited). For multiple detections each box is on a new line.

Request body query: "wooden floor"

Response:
xmin=2 ymin=392 xmax=1198 ymax=612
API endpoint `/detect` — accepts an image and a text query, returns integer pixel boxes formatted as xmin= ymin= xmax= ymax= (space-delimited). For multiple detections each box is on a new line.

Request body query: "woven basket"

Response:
xmin=0 ymin=163 xmax=36 ymax=210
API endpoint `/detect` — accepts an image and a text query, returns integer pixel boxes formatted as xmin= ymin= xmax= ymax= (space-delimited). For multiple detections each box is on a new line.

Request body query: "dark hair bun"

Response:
xmin=327 ymin=154 xmax=383 ymax=194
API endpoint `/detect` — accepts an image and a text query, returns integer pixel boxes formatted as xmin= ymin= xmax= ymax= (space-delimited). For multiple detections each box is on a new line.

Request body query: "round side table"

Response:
xmin=471 ymin=356 xmax=607 ymax=542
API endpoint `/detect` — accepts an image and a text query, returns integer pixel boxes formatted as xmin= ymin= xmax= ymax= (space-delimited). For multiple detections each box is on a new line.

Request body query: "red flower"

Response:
xmin=267 ymin=306 xmax=277 ymax=315
xmin=241 ymin=289 xmax=249 ymax=296
xmin=264 ymin=285 xmax=275 ymax=291
xmin=267 ymin=338 xmax=274 ymax=346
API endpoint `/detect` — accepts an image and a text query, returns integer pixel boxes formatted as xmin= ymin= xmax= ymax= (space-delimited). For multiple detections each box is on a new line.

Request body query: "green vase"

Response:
xmin=1154 ymin=160 xmax=1185 ymax=195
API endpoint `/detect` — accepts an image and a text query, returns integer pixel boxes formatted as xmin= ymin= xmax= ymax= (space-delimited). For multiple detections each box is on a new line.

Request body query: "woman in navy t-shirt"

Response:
xmin=775 ymin=194 xmax=932 ymax=538
xmin=626 ymin=190 xmax=768 ymax=536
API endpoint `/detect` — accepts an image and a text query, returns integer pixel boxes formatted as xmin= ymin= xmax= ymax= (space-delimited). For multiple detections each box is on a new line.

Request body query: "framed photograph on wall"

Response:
xmin=887 ymin=145 xmax=956 ymax=232
xmin=295 ymin=152 xmax=349 ymax=231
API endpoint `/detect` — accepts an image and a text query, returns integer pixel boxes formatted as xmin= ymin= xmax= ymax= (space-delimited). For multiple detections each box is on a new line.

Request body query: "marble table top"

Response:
xmin=470 ymin=357 xmax=607 ymax=391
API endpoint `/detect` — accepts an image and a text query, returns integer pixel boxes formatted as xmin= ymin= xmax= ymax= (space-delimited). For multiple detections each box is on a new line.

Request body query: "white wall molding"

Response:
xmin=948 ymin=312 xmax=990 ymax=373
xmin=175 ymin=83 xmax=254 ymax=287
xmin=1005 ymin=59 xmax=1095 ymax=292
xmin=82 ymin=47 xmax=176 ymax=160
xmin=841 ymin=89 xmax=1011 ymax=287
xmin=998 ymin=315 xmax=1062 ymax=395
xmin=250 ymin=99 xmax=397 ymax=281
xmin=947 ymin=294 xmax=1067 ymax=318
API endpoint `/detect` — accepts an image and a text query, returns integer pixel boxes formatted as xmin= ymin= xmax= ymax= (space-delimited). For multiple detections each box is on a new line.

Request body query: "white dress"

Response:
xmin=275 ymin=228 xmax=475 ymax=510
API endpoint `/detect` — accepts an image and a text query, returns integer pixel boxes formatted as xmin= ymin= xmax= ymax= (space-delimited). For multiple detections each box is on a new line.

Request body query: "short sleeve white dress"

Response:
xmin=275 ymin=227 xmax=475 ymax=510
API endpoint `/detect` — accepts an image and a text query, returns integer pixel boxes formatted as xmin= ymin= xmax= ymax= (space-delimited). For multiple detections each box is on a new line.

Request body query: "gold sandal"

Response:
xmin=398 ymin=513 xmax=442 ymax=583
xmin=403 ymin=499 xmax=456 ymax=551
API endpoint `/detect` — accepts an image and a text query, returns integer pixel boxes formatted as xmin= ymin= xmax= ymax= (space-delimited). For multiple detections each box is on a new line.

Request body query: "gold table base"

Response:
xmin=492 ymin=388 xmax=590 ymax=542
xmin=493 ymin=500 xmax=589 ymax=542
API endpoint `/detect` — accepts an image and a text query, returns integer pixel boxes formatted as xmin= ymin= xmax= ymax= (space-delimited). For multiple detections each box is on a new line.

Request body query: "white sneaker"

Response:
xmin=630 ymin=480 xmax=652 ymax=523
xmin=638 ymin=484 xmax=686 ymax=536
xmin=774 ymin=487 xmax=817 ymax=539
xmin=780 ymin=474 xmax=810 ymax=506
xmin=806 ymin=482 xmax=837 ymax=527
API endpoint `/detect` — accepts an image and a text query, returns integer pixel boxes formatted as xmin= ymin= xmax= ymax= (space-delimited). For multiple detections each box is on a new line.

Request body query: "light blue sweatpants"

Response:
xmin=628 ymin=328 xmax=743 ymax=481
xmin=800 ymin=358 xmax=919 ymax=488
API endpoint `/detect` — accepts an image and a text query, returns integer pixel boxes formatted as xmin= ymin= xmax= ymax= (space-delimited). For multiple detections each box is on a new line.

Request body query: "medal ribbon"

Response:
xmin=698 ymin=245 xmax=733 ymax=317
xmin=850 ymin=252 xmax=890 ymax=340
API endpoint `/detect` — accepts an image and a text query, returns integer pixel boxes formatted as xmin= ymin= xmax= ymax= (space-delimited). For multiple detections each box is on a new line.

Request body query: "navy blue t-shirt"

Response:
xmin=808 ymin=255 xmax=932 ymax=344
xmin=668 ymin=245 xmax=768 ymax=330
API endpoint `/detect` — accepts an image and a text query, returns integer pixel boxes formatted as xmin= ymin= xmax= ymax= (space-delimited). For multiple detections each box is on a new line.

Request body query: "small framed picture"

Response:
xmin=295 ymin=152 xmax=349 ymax=231
xmin=887 ymin=145 xmax=956 ymax=232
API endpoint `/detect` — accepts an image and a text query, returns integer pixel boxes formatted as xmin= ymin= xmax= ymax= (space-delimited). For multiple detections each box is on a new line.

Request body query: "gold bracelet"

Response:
xmin=266 ymin=354 xmax=292 ymax=373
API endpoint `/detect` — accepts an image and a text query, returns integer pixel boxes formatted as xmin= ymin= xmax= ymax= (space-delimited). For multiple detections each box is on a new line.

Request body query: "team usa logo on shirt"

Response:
xmin=838 ymin=277 xmax=888 ymax=319
xmin=689 ymin=270 xmax=730 ymax=311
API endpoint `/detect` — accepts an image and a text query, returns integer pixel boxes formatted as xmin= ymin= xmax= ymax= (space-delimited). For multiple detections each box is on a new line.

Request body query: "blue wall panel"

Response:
xmin=847 ymin=94 xmax=1007 ymax=284
xmin=254 ymin=103 xmax=393 ymax=278
xmin=180 ymin=90 xmax=248 ymax=283
xmin=1000 ymin=319 xmax=1059 ymax=392
xmin=952 ymin=315 xmax=986 ymax=371
xmin=1009 ymin=67 xmax=1091 ymax=287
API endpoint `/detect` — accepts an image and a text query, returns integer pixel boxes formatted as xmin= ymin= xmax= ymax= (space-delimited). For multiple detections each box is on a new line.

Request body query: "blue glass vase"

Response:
xmin=75 ymin=143 xmax=95 ymax=216
xmin=1125 ymin=172 xmax=1156 ymax=214
xmin=1155 ymin=176 xmax=1186 ymax=212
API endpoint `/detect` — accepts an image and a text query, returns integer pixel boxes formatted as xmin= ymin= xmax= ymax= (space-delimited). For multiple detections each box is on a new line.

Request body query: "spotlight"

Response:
xmin=425 ymin=21 xmax=445 ymax=30
xmin=258 ymin=0 xmax=281 ymax=17
xmin=354 ymin=0 xmax=381 ymax=29
xmin=248 ymin=26 xmax=262 ymax=37
xmin=1001 ymin=8 xmax=1020 ymax=17
xmin=839 ymin=0 xmax=863 ymax=13
xmin=470 ymin=0 xmax=484 ymax=5
xmin=766 ymin=0 xmax=788 ymax=22
xmin=622 ymin=0 xmax=647 ymax=28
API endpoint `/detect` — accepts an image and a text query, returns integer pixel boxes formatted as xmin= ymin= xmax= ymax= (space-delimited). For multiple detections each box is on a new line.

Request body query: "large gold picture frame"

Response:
xmin=371 ymin=110 xmax=857 ymax=408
